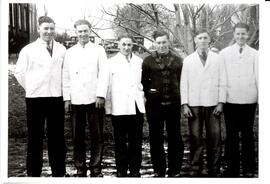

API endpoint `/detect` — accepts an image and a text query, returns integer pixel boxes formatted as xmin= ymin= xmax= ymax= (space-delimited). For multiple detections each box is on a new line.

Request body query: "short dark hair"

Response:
xmin=194 ymin=28 xmax=210 ymax=37
xmin=152 ymin=29 xmax=169 ymax=40
xmin=117 ymin=33 xmax=134 ymax=42
xmin=38 ymin=16 xmax=55 ymax=25
xmin=74 ymin=19 xmax=91 ymax=29
xmin=233 ymin=22 xmax=249 ymax=32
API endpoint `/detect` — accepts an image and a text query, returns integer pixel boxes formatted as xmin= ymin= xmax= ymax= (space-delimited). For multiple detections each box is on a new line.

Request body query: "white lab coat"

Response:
xmin=97 ymin=52 xmax=145 ymax=115
xmin=62 ymin=42 xmax=107 ymax=105
xmin=180 ymin=50 xmax=226 ymax=107
xmin=14 ymin=38 xmax=66 ymax=97
xmin=220 ymin=43 xmax=258 ymax=104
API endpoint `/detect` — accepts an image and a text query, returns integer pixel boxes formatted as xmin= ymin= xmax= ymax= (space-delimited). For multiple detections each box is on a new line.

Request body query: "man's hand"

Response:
xmin=213 ymin=102 xmax=224 ymax=116
xmin=183 ymin=104 xmax=193 ymax=118
xmin=96 ymin=97 xmax=105 ymax=109
xmin=64 ymin=100 xmax=71 ymax=113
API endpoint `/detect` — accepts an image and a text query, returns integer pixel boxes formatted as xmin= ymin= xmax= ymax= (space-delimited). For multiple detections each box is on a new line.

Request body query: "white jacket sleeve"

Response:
xmin=14 ymin=48 xmax=28 ymax=90
xmin=180 ymin=59 xmax=189 ymax=105
xmin=62 ymin=52 xmax=71 ymax=101
xmin=254 ymin=50 xmax=258 ymax=92
xmin=96 ymin=47 xmax=109 ymax=98
xmin=218 ymin=54 xmax=227 ymax=103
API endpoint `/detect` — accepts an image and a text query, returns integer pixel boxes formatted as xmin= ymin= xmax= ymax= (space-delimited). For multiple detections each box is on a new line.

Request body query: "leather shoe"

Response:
xmin=222 ymin=170 xmax=239 ymax=178
xmin=189 ymin=171 xmax=201 ymax=177
xmin=243 ymin=173 xmax=254 ymax=178
xmin=116 ymin=172 xmax=127 ymax=177
xmin=76 ymin=168 xmax=87 ymax=177
xmin=91 ymin=172 xmax=103 ymax=177
xmin=167 ymin=173 xmax=181 ymax=177
xmin=128 ymin=172 xmax=141 ymax=177
xmin=153 ymin=173 xmax=165 ymax=177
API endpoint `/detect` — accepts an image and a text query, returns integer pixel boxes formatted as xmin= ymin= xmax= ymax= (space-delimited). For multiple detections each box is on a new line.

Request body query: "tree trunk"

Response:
xmin=181 ymin=4 xmax=195 ymax=54
xmin=174 ymin=4 xmax=186 ymax=53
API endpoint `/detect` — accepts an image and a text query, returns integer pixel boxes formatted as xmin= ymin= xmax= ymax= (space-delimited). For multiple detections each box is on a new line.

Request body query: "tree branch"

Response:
xmin=151 ymin=4 xmax=159 ymax=26
xmin=128 ymin=4 xmax=156 ymax=22
xmin=211 ymin=29 xmax=233 ymax=45
xmin=210 ymin=5 xmax=228 ymax=31
xmin=210 ymin=5 xmax=251 ymax=31
xmin=114 ymin=21 xmax=154 ymax=42
xmin=193 ymin=4 xmax=205 ymax=19
xmin=209 ymin=4 xmax=218 ymax=16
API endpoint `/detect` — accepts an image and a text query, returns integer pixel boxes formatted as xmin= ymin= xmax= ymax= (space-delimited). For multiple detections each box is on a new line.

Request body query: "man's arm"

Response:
xmin=180 ymin=59 xmax=193 ymax=118
xmin=96 ymin=97 xmax=105 ymax=109
xmin=182 ymin=104 xmax=193 ymax=118
xmin=62 ymin=51 xmax=71 ymax=102
xmin=213 ymin=102 xmax=224 ymax=116
xmin=254 ymin=50 xmax=258 ymax=92
xmin=96 ymin=47 xmax=109 ymax=109
xmin=141 ymin=59 xmax=150 ymax=98
xmin=218 ymin=53 xmax=227 ymax=103
xmin=14 ymin=48 xmax=28 ymax=89
xmin=180 ymin=58 xmax=189 ymax=106
xmin=64 ymin=100 xmax=71 ymax=113
xmin=213 ymin=53 xmax=227 ymax=116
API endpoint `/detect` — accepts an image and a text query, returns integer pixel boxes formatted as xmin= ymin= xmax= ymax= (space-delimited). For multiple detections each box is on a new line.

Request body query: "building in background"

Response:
xmin=9 ymin=3 xmax=38 ymax=55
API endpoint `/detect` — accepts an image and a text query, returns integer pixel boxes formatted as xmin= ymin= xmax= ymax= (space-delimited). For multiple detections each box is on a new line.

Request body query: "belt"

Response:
xmin=161 ymin=101 xmax=172 ymax=106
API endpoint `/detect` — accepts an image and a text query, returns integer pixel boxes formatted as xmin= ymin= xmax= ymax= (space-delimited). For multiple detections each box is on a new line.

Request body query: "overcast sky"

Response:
xmin=35 ymin=2 xmax=175 ymax=39
xmin=37 ymin=3 xmax=117 ymax=39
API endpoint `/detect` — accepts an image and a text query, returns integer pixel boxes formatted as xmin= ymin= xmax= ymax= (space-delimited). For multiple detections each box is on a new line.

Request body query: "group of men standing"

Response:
xmin=14 ymin=16 xmax=258 ymax=178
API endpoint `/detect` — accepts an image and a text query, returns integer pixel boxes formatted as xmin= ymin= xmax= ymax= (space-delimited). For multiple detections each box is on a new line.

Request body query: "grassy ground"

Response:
xmin=8 ymin=54 xmax=258 ymax=177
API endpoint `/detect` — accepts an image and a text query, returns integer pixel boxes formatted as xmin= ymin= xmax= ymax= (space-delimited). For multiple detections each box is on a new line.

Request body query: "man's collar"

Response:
xmin=196 ymin=48 xmax=209 ymax=55
xmin=77 ymin=41 xmax=91 ymax=48
xmin=156 ymin=50 xmax=171 ymax=58
xmin=118 ymin=52 xmax=132 ymax=60
xmin=234 ymin=43 xmax=247 ymax=49
xmin=38 ymin=38 xmax=53 ymax=46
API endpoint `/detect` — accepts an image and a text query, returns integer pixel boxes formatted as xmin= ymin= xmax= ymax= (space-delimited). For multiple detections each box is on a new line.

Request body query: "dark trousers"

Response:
xmin=146 ymin=102 xmax=184 ymax=176
xmin=224 ymin=103 xmax=257 ymax=176
xmin=26 ymin=97 xmax=66 ymax=177
xmin=111 ymin=107 xmax=143 ymax=176
xmin=188 ymin=106 xmax=221 ymax=176
xmin=71 ymin=103 xmax=104 ymax=175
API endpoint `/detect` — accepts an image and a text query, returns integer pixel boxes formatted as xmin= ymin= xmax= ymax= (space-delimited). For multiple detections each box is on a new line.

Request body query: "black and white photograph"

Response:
xmin=1 ymin=0 xmax=270 ymax=183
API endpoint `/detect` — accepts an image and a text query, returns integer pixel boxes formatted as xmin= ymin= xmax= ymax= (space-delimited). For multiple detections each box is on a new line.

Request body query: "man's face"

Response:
xmin=155 ymin=35 xmax=170 ymax=55
xmin=194 ymin=32 xmax=210 ymax=50
xmin=38 ymin=22 xmax=55 ymax=42
xmin=76 ymin=24 xmax=91 ymax=45
xmin=233 ymin=27 xmax=249 ymax=46
xmin=119 ymin=38 xmax=133 ymax=56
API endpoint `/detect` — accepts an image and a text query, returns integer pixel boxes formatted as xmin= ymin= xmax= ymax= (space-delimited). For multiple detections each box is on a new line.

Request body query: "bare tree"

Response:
xmin=100 ymin=3 xmax=259 ymax=55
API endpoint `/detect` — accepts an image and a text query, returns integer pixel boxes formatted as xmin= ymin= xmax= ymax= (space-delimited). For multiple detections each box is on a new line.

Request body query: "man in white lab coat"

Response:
xmin=220 ymin=22 xmax=258 ymax=177
xmin=180 ymin=29 xmax=226 ymax=177
xmin=62 ymin=19 xmax=107 ymax=177
xmin=97 ymin=33 xmax=145 ymax=177
xmin=14 ymin=16 xmax=66 ymax=177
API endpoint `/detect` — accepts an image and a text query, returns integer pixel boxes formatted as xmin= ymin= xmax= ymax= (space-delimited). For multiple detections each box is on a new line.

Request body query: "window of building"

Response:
xmin=18 ymin=4 xmax=22 ymax=30
xmin=11 ymin=4 xmax=15 ymax=27
xmin=23 ymin=6 xmax=27 ymax=32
